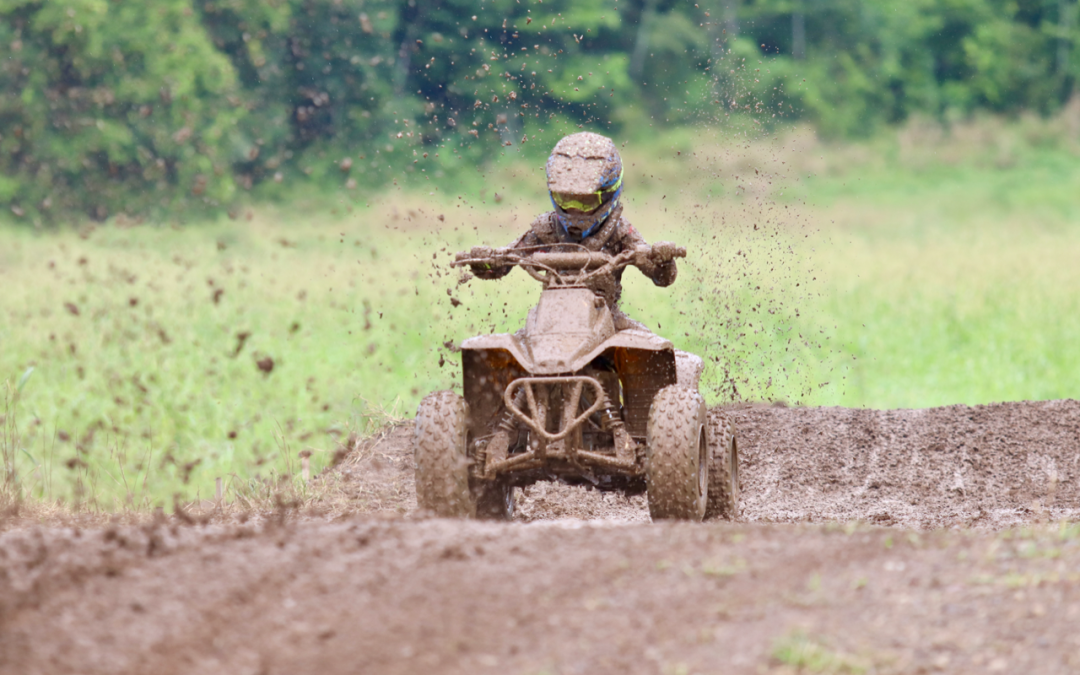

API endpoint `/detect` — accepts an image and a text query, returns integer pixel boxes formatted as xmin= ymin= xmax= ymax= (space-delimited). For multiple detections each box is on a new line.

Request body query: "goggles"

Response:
xmin=551 ymin=173 xmax=623 ymax=213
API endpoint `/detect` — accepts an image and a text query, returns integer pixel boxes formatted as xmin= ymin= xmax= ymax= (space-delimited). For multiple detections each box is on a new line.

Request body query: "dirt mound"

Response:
xmin=735 ymin=399 xmax=1080 ymax=528
xmin=333 ymin=399 xmax=1080 ymax=529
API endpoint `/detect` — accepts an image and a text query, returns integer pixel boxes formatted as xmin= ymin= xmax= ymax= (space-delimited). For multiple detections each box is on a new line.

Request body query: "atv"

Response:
xmin=413 ymin=244 xmax=739 ymax=521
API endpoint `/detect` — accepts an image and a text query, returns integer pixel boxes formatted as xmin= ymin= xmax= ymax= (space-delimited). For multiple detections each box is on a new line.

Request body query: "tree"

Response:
xmin=0 ymin=0 xmax=256 ymax=221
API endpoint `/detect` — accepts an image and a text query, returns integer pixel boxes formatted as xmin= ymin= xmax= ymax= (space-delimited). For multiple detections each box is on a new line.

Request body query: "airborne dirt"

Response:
xmin=3 ymin=400 xmax=1080 ymax=674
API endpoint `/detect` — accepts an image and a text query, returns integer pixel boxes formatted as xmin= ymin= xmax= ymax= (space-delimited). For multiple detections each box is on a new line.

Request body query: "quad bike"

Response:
xmin=413 ymin=244 xmax=739 ymax=521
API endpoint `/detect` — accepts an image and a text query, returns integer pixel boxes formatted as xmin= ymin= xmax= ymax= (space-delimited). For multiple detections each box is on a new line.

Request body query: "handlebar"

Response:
xmin=453 ymin=245 xmax=684 ymax=269
xmin=526 ymin=251 xmax=618 ymax=270
xmin=452 ymin=244 xmax=685 ymax=287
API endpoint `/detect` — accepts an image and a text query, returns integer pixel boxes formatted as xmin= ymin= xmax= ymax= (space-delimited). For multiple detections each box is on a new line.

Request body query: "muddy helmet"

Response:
xmin=546 ymin=132 xmax=624 ymax=239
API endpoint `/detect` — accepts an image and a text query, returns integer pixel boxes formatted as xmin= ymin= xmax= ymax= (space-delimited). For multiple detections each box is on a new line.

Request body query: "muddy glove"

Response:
xmin=632 ymin=244 xmax=653 ymax=267
xmin=466 ymin=245 xmax=501 ymax=277
xmin=469 ymin=245 xmax=494 ymax=260
xmin=649 ymin=241 xmax=683 ymax=264
xmin=632 ymin=242 xmax=680 ymax=287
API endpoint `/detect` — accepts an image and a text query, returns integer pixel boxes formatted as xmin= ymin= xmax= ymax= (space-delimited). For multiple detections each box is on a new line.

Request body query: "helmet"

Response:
xmin=545 ymin=132 xmax=623 ymax=240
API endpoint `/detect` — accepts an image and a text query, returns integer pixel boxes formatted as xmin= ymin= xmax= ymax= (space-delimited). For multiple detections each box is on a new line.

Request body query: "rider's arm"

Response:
xmin=470 ymin=229 xmax=541 ymax=279
xmin=471 ymin=212 xmax=559 ymax=279
xmin=616 ymin=219 xmax=678 ymax=287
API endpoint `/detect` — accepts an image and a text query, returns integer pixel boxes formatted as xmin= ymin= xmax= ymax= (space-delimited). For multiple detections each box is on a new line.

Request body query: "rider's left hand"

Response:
xmin=632 ymin=244 xmax=653 ymax=267
xmin=650 ymin=241 xmax=680 ymax=264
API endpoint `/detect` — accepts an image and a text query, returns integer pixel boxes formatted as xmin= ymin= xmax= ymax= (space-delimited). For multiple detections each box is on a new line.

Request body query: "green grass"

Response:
xmin=2 ymin=115 xmax=1080 ymax=510
xmin=816 ymin=228 xmax=1080 ymax=407
xmin=771 ymin=631 xmax=869 ymax=674
xmin=0 ymin=215 xmax=483 ymax=507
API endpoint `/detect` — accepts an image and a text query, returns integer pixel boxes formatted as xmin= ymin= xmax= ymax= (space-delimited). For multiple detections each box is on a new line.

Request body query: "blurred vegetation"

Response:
xmin=1 ymin=0 xmax=1079 ymax=222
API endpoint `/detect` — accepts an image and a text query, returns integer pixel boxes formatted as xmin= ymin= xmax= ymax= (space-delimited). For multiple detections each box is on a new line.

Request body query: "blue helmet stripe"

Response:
xmin=580 ymin=183 xmax=622 ymax=238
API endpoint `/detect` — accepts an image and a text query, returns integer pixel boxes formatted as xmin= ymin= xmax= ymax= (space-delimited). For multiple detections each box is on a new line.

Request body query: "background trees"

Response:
xmin=1 ymin=0 xmax=1077 ymax=222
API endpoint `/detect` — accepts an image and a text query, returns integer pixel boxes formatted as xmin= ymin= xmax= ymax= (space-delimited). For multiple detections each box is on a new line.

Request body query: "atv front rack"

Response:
xmin=480 ymin=375 xmax=642 ymax=477
xmin=504 ymin=376 xmax=606 ymax=443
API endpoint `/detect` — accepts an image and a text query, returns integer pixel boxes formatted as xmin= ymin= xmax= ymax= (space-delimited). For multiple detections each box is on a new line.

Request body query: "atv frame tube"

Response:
xmin=504 ymin=376 xmax=606 ymax=443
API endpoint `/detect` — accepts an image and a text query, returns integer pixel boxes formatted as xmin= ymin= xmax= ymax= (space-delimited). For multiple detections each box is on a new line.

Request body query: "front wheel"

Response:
xmin=414 ymin=391 xmax=476 ymax=517
xmin=646 ymin=385 xmax=708 ymax=521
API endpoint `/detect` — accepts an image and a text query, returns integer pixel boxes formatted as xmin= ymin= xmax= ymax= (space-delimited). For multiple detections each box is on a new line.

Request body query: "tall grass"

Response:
xmin=2 ymin=369 xmax=34 ymax=496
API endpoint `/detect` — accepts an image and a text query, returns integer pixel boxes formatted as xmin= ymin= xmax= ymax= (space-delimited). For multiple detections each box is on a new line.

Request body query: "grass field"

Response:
xmin=2 ymin=113 xmax=1079 ymax=510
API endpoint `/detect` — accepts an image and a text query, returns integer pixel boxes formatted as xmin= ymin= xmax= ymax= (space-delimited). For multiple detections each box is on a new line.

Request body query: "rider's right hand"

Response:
xmin=470 ymin=245 xmax=494 ymax=259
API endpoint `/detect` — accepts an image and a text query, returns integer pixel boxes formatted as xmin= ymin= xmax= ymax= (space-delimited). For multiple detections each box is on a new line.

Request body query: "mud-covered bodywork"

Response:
xmin=449 ymin=250 xmax=695 ymax=493
xmin=462 ymin=286 xmax=679 ymax=438
xmin=462 ymin=287 xmax=674 ymax=375
xmin=462 ymin=326 xmax=677 ymax=442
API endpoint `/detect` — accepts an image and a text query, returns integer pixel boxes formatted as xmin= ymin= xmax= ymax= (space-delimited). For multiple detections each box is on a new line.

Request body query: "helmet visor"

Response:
xmin=551 ymin=174 xmax=623 ymax=213
xmin=551 ymin=191 xmax=604 ymax=213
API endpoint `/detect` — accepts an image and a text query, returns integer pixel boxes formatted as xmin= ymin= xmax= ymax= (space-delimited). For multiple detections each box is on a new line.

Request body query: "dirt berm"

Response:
xmin=2 ymin=399 xmax=1079 ymax=674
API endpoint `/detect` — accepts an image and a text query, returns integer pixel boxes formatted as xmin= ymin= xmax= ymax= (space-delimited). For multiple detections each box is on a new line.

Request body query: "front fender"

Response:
xmin=567 ymin=329 xmax=673 ymax=373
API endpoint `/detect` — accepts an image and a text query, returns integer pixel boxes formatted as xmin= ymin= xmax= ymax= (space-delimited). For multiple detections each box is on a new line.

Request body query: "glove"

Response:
xmin=465 ymin=245 xmax=501 ymax=277
xmin=650 ymin=241 xmax=682 ymax=264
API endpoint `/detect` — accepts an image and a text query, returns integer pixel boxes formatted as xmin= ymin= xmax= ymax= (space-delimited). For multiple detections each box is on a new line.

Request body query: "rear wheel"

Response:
xmin=414 ymin=391 xmax=476 ymax=517
xmin=704 ymin=409 xmax=740 ymax=520
xmin=646 ymin=385 xmax=708 ymax=521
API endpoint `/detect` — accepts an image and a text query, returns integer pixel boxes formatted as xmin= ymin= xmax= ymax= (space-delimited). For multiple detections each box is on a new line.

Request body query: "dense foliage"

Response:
xmin=1 ymin=0 xmax=1077 ymax=221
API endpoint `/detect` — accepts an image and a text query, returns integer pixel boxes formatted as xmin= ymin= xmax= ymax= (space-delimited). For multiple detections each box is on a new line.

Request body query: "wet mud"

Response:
xmin=3 ymin=399 xmax=1080 ymax=674
xmin=735 ymin=399 xmax=1080 ymax=529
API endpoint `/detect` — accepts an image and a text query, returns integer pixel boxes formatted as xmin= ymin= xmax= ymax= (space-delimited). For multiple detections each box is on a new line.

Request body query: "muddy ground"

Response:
xmin=3 ymin=399 xmax=1080 ymax=674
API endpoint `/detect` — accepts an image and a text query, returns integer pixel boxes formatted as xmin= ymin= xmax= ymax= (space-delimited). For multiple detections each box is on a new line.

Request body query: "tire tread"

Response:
xmin=414 ymin=391 xmax=475 ymax=517
xmin=704 ymin=409 xmax=740 ymax=520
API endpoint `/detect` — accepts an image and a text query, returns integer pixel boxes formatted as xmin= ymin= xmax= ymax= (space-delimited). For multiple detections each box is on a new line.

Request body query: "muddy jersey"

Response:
xmin=473 ymin=204 xmax=677 ymax=308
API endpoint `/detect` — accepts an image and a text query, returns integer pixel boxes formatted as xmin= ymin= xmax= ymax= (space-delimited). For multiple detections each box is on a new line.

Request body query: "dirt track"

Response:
xmin=3 ymin=400 xmax=1080 ymax=674
xmin=336 ymin=398 xmax=1080 ymax=529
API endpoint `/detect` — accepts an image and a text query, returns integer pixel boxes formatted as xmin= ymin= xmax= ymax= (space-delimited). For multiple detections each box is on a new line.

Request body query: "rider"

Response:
xmin=469 ymin=131 xmax=681 ymax=331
